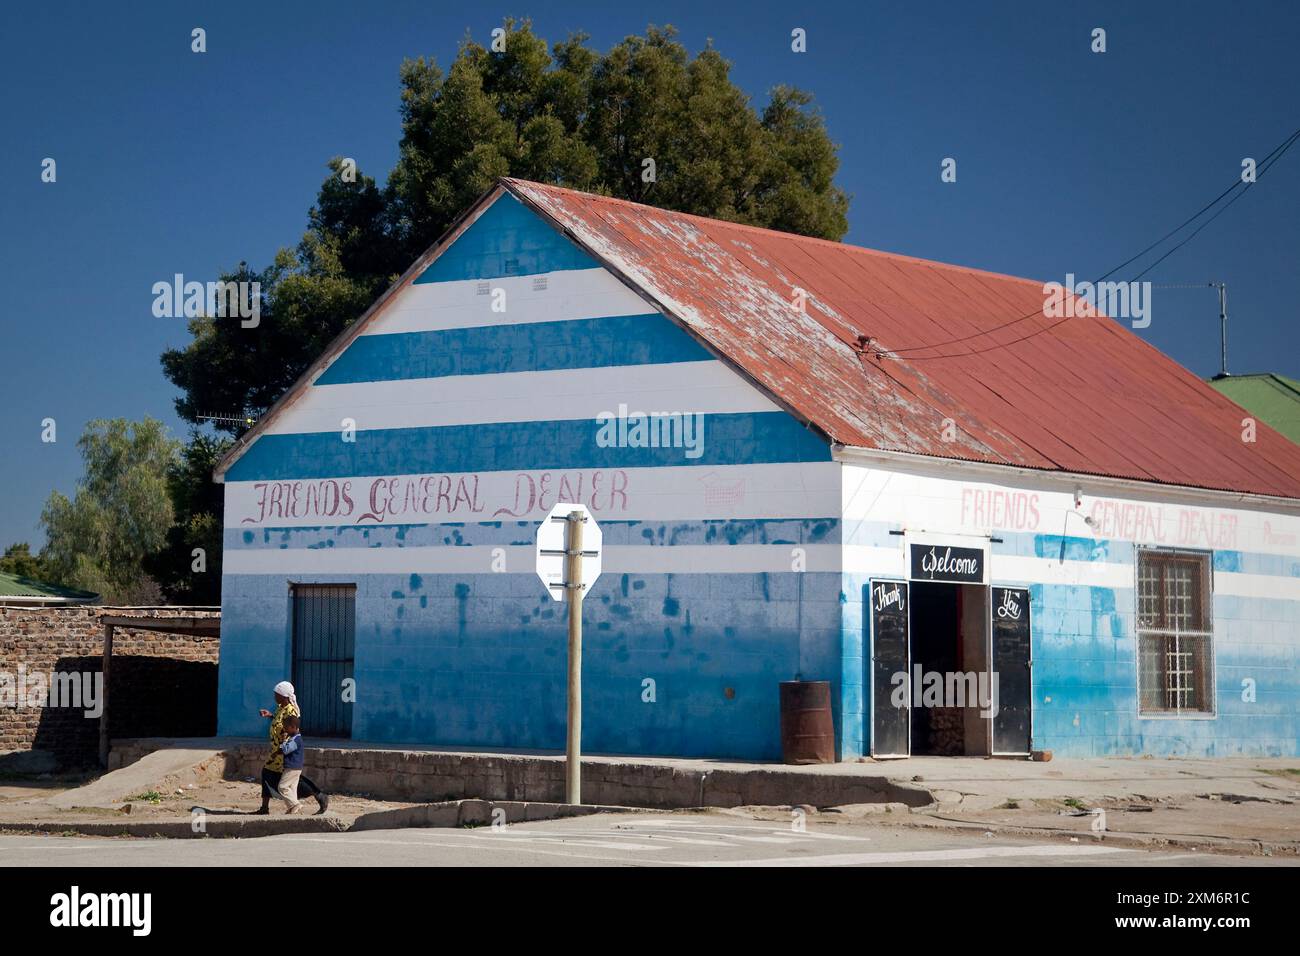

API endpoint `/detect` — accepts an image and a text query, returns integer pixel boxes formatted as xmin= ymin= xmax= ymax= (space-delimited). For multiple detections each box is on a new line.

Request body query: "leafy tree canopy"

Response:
xmin=162 ymin=20 xmax=848 ymax=433
xmin=0 ymin=542 xmax=50 ymax=582
xmin=40 ymin=418 xmax=179 ymax=604
xmin=142 ymin=432 xmax=232 ymax=605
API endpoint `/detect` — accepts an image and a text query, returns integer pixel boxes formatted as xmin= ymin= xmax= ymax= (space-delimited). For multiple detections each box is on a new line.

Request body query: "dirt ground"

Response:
xmin=2 ymin=761 xmax=1296 ymax=852
xmin=0 ymin=776 xmax=420 ymax=827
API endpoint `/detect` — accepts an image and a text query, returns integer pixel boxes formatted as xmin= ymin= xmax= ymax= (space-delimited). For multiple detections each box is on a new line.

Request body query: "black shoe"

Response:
xmin=315 ymin=793 xmax=330 ymax=815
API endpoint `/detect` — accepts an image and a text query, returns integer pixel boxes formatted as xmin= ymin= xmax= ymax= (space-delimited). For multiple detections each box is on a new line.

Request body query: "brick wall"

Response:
xmin=0 ymin=607 xmax=220 ymax=766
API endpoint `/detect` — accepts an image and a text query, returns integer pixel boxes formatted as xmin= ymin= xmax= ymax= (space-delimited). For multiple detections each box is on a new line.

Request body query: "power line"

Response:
xmin=880 ymin=125 xmax=1300 ymax=360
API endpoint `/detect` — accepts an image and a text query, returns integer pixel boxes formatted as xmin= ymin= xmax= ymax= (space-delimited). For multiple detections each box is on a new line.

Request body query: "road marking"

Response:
xmin=280 ymin=833 xmax=653 ymax=865
xmin=682 ymin=843 xmax=1131 ymax=867
xmin=519 ymin=838 xmax=665 ymax=851
xmin=615 ymin=821 xmax=869 ymax=841
xmin=485 ymin=824 xmax=851 ymax=847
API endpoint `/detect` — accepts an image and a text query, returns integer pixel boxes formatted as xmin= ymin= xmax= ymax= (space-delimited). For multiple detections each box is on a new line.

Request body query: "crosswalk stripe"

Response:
xmin=682 ymin=843 xmax=1130 ymax=867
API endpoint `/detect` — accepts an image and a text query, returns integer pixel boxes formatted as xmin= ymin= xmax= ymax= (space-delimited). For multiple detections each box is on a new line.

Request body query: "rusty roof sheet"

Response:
xmin=505 ymin=178 xmax=1300 ymax=500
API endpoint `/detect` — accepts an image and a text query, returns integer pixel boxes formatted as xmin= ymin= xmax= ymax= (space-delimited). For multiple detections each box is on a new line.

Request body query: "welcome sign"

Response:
xmin=909 ymin=542 xmax=986 ymax=584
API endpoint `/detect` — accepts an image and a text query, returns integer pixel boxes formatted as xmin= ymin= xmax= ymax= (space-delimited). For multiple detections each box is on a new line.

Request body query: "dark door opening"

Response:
xmin=290 ymin=583 xmax=356 ymax=739
xmin=908 ymin=581 xmax=990 ymax=756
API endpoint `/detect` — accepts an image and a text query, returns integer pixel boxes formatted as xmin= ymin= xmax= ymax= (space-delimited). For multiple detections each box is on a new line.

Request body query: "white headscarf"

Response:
xmin=273 ymin=680 xmax=298 ymax=710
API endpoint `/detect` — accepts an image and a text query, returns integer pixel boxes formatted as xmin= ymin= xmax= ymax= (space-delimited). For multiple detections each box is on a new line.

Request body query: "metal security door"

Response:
xmin=990 ymin=586 xmax=1032 ymax=755
xmin=291 ymin=584 xmax=355 ymax=738
xmin=869 ymin=579 xmax=910 ymax=757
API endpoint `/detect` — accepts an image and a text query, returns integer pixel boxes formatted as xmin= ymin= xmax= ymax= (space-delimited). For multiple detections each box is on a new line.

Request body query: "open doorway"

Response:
xmin=871 ymin=578 xmax=995 ymax=758
xmin=908 ymin=582 xmax=990 ymax=756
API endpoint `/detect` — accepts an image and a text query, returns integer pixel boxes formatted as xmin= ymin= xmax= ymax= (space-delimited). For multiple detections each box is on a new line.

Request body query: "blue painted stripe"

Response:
xmin=227 ymin=517 xmax=842 ymax=550
xmin=225 ymin=412 xmax=831 ymax=481
xmin=1214 ymin=549 xmax=1300 ymax=578
xmin=415 ymin=193 xmax=594 ymax=283
xmin=316 ymin=314 xmax=712 ymax=385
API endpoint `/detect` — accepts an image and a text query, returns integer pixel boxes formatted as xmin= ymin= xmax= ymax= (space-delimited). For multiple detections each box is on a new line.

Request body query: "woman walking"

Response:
xmin=256 ymin=680 xmax=330 ymax=815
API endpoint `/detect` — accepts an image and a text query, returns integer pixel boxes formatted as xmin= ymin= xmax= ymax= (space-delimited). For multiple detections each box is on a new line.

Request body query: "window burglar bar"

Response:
xmin=1136 ymin=549 xmax=1214 ymax=716
xmin=1165 ymin=648 xmax=1193 ymax=710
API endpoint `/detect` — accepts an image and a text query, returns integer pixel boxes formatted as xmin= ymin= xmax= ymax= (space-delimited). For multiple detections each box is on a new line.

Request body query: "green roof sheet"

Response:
xmin=0 ymin=570 xmax=99 ymax=602
xmin=1207 ymin=373 xmax=1300 ymax=444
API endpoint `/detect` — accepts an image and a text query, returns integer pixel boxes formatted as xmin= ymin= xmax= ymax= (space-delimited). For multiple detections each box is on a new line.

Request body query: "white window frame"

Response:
xmin=1134 ymin=546 xmax=1217 ymax=720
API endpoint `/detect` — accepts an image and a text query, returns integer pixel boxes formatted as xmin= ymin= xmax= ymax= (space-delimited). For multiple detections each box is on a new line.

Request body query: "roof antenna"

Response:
xmin=196 ymin=412 xmax=257 ymax=428
xmin=1213 ymin=282 xmax=1229 ymax=379
xmin=1153 ymin=282 xmax=1230 ymax=379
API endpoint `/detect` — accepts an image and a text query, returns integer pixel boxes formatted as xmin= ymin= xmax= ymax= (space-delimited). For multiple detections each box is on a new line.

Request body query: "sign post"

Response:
xmin=536 ymin=503 xmax=602 ymax=805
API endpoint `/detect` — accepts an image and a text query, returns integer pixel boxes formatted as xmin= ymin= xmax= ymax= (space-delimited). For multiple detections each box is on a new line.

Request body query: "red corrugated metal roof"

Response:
xmin=506 ymin=178 xmax=1300 ymax=500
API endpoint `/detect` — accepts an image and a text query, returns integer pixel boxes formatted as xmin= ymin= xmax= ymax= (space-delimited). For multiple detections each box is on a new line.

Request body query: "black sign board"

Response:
xmin=991 ymin=586 xmax=1032 ymax=754
xmin=909 ymin=543 xmax=985 ymax=584
xmin=868 ymin=579 xmax=910 ymax=757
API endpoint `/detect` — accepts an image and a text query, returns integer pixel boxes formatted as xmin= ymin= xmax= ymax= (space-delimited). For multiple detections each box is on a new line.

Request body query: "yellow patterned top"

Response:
xmin=264 ymin=701 xmax=301 ymax=771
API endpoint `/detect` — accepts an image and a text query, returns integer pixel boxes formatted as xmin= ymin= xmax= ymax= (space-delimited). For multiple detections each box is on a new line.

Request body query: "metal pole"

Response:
xmin=98 ymin=623 xmax=114 ymax=768
xmin=1216 ymin=283 xmax=1229 ymax=377
xmin=565 ymin=510 xmax=584 ymax=805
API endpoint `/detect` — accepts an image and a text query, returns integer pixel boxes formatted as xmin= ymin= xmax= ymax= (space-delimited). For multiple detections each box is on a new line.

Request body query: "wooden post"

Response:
xmin=98 ymin=623 xmax=114 ymax=768
xmin=565 ymin=510 xmax=584 ymax=805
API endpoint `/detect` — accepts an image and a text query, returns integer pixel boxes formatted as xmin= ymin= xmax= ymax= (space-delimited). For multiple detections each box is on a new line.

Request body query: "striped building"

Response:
xmin=215 ymin=179 xmax=1300 ymax=760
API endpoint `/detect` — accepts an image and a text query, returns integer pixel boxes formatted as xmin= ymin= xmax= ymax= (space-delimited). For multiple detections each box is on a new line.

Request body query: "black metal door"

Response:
xmin=291 ymin=584 xmax=355 ymax=739
xmin=868 ymin=579 xmax=910 ymax=757
xmin=990 ymin=586 xmax=1032 ymax=754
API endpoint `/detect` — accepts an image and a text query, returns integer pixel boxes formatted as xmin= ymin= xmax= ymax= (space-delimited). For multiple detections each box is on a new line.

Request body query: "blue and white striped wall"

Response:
xmin=840 ymin=456 xmax=1300 ymax=759
xmin=218 ymin=193 xmax=845 ymax=759
xmin=218 ymin=191 xmax=1300 ymax=761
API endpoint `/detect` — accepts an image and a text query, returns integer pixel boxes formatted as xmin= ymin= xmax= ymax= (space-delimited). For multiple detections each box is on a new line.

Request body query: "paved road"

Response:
xmin=1 ymin=814 xmax=1293 ymax=866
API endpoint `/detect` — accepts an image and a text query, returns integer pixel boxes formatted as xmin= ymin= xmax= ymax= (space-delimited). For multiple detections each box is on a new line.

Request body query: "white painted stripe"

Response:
xmin=222 ymin=543 xmax=841 ymax=576
xmin=847 ymin=546 xmax=1300 ymax=595
xmin=990 ymin=555 xmax=1134 ymax=589
xmin=223 ymin=461 xmax=842 ymax=528
xmin=1215 ymin=570 xmax=1300 ymax=601
xmin=842 ymin=545 xmax=906 ymax=578
xmin=280 ymin=835 xmax=642 ymax=865
xmin=269 ymin=361 xmax=776 ymax=435
xmin=367 ymin=268 xmax=653 ymax=335
xmin=841 ymin=461 xmax=1300 ymax=560
xmin=842 ymin=546 xmax=1136 ymax=589
xmin=620 ymin=822 xmax=868 ymax=842
xmin=684 ymin=843 xmax=1129 ymax=867
xmin=514 ymin=838 xmax=665 ymax=851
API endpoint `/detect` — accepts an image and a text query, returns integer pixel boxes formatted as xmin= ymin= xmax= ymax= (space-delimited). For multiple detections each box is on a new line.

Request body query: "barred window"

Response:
xmin=1136 ymin=549 xmax=1214 ymax=715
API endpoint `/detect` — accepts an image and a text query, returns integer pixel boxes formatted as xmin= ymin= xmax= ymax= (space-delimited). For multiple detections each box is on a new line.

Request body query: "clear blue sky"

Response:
xmin=2 ymin=1 xmax=1298 ymax=549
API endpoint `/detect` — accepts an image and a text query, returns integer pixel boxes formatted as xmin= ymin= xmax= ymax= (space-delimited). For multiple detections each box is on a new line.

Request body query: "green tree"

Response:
xmin=40 ymin=418 xmax=179 ymax=604
xmin=0 ymin=542 xmax=50 ymax=581
xmin=143 ymin=432 xmax=233 ymax=605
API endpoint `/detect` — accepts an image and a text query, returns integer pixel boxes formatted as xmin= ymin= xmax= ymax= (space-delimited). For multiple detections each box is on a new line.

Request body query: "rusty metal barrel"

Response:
xmin=779 ymin=680 xmax=835 ymax=764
